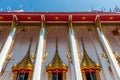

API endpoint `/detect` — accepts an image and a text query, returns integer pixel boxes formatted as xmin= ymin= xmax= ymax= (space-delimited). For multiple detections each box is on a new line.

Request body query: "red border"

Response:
xmin=0 ymin=12 xmax=120 ymax=22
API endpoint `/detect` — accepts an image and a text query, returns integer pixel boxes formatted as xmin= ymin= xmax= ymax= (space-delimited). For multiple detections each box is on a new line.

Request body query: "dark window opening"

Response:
xmin=17 ymin=73 xmax=29 ymax=80
xmin=85 ymin=72 xmax=97 ymax=80
xmin=52 ymin=72 xmax=62 ymax=80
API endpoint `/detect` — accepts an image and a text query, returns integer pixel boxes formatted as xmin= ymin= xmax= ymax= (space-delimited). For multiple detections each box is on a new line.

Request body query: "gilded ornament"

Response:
xmin=0 ymin=16 xmax=3 ymax=20
xmin=113 ymin=52 xmax=120 ymax=64
xmin=82 ymin=17 xmax=86 ymax=20
xmin=42 ymin=52 xmax=48 ymax=64
xmin=12 ymin=38 xmax=33 ymax=72
xmin=46 ymin=38 xmax=68 ymax=72
xmin=81 ymin=38 xmax=101 ymax=70
xmin=27 ymin=17 xmax=31 ymax=20
xmin=109 ymin=17 xmax=113 ymax=20
xmin=55 ymin=16 xmax=59 ymax=20
xmin=31 ymin=53 xmax=36 ymax=60
xmin=66 ymin=51 xmax=72 ymax=64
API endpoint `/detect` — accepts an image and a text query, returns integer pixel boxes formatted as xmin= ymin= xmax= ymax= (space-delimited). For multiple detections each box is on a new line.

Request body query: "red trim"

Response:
xmin=13 ymin=69 xmax=33 ymax=72
xmin=81 ymin=68 xmax=100 ymax=71
xmin=46 ymin=68 xmax=67 ymax=72
xmin=0 ymin=12 xmax=120 ymax=22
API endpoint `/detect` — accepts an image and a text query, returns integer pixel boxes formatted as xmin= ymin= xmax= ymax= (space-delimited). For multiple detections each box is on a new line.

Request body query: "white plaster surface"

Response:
xmin=0 ymin=28 xmax=118 ymax=80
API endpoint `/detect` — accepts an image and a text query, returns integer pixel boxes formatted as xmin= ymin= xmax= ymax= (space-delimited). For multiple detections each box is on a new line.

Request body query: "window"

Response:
xmin=17 ymin=73 xmax=29 ymax=80
xmin=85 ymin=72 xmax=97 ymax=80
xmin=52 ymin=72 xmax=62 ymax=80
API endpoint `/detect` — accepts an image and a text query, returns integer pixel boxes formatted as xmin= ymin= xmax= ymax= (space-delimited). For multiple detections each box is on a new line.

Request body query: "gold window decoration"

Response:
xmin=46 ymin=38 xmax=68 ymax=80
xmin=12 ymin=39 xmax=33 ymax=80
xmin=81 ymin=38 xmax=101 ymax=80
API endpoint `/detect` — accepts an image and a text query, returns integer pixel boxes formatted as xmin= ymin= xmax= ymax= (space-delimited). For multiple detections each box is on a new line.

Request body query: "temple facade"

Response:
xmin=0 ymin=12 xmax=120 ymax=80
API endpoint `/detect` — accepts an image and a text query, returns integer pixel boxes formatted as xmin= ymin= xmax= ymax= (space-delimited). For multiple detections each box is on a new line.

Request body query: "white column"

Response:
xmin=0 ymin=27 xmax=17 ymax=73
xmin=32 ymin=27 xmax=46 ymax=80
xmin=97 ymin=27 xmax=120 ymax=80
xmin=89 ymin=31 xmax=112 ymax=80
xmin=68 ymin=28 xmax=83 ymax=80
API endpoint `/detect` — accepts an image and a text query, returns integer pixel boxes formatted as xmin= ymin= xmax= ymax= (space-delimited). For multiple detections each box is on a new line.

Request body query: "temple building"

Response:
xmin=0 ymin=12 xmax=120 ymax=80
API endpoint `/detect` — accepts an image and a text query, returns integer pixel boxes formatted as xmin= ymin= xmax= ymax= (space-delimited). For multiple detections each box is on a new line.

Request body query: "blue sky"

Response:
xmin=0 ymin=0 xmax=120 ymax=12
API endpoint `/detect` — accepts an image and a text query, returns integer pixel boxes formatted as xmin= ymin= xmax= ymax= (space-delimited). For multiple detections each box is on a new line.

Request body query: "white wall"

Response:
xmin=0 ymin=28 xmax=118 ymax=80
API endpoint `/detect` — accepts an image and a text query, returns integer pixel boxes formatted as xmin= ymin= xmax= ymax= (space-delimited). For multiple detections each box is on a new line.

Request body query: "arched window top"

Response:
xmin=46 ymin=38 xmax=68 ymax=80
xmin=80 ymin=38 xmax=101 ymax=80
xmin=12 ymin=39 xmax=33 ymax=80
xmin=80 ymin=38 xmax=101 ymax=71
xmin=46 ymin=38 xmax=68 ymax=72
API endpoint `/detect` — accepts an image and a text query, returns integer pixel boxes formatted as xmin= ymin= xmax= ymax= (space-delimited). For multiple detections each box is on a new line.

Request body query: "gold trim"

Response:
xmin=109 ymin=17 xmax=113 ymax=20
xmin=66 ymin=51 xmax=72 ymax=64
xmin=95 ymin=15 xmax=101 ymax=27
xmin=82 ymin=71 xmax=86 ymax=80
xmin=13 ymin=72 xmax=18 ymax=80
xmin=0 ymin=16 xmax=3 ymax=20
xmin=113 ymin=52 xmax=120 ymax=65
xmin=95 ymin=15 xmax=103 ymax=32
xmin=96 ymin=70 xmax=101 ymax=80
xmin=12 ymin=39 xmax=33 ymax=80
xmin=46 ymin=38 xmax=68 ymax=80
xmin=82 ymin=17 xmax=86 ymax=20
xmin=28 ymin=71 xmax=33 ymax=80
xmin=46 ymin=38 xmax=68 ymax=71
xmin=81 ymin=38 xmax=101 ymax=70
xmin=12 ymin=21 xmax=19 ymax=28
xmin=55 ymin=16 xmax=59 ymax=20
xmin=81 ymin=38 xmax=101 ymax=80
xmin=48 ymin=71 xmax=52 ymax=80
xmin=62 ymin=71 xmax=66 ymax=80
xmin=102 ymin=53 xmax=109 ymax=63
xmin=27 ymin=17 xmax=31 ymax=20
